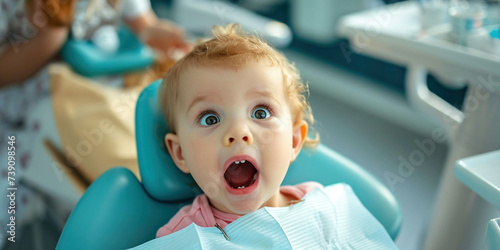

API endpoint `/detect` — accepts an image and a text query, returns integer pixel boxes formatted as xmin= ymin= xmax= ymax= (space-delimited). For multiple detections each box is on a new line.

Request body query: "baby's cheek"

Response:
xmin=255 ymin=120 xmax=285 ymax=146
xmin=255 ymin=128 xmax=276 ymax=148
xmin=197 ymin=171 xmax=223 ymax=199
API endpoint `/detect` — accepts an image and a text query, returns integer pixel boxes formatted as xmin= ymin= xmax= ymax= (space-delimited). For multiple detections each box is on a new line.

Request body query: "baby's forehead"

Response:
xmin=182 ymin=62 xmax=278 ymax=74
xmin=178 ymin=63 xmax=284 ymax=85
xmin=176 ymin=63 xmax=288 ymax=101
xmin=178 ymin=62 xmax=283 ymax=81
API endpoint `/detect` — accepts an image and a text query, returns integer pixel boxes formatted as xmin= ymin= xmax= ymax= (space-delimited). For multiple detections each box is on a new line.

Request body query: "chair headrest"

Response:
xmin=136 ymin=80 xmax=201 ymax=201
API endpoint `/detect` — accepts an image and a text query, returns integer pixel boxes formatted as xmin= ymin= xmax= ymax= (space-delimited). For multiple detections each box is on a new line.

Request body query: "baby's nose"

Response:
xmin=223 ymin=129 xmax=253 ymax=147
xmin=227 ymin=136 xmax=249 ymax=143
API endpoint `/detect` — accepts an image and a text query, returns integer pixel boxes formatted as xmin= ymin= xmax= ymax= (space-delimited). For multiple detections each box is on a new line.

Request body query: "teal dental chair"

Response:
xmin=56 ymin=80 xmax=402 ymax=249
xmin=60 ymin=27 xmax=154 ymax=77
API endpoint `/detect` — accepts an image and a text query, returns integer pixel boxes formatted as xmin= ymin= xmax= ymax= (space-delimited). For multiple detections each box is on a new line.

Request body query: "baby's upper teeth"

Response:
xmin=235 ymin=161 xmax=240 ymax=164
xmin=241 ymin=160 xmax=246 ymax=163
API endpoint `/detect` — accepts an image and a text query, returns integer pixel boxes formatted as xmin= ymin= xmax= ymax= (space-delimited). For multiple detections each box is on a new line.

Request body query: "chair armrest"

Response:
xmin=57 ymin=167 xmax=185 ymax=250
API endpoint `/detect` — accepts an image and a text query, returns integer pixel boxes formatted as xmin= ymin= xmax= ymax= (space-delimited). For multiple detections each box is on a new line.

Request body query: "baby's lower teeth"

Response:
xmin=238 ymin=186 xmax=245 ymax=189
xmin=252 ymin=173 xmax=257 ymax=180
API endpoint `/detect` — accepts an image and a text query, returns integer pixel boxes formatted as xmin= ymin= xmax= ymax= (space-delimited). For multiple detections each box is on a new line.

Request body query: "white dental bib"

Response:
xmin=131 ymin=183 xmax=397 ymax=249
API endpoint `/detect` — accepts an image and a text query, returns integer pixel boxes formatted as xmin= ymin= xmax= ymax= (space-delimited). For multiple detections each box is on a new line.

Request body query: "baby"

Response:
xmin=157 ymin=24 xmax=319 ymax=237
xmin=153 ymin=24 xmax=396 ymax=249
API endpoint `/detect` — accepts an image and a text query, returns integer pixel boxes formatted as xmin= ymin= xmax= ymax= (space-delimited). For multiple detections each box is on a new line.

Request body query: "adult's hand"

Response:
xmin=125 ymin=10 xmax=192 ymax=58
xmin=140 ymin=19 xmax=192 ymax=56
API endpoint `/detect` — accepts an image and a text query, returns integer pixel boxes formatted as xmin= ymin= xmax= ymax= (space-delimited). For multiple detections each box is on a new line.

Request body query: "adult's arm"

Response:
xmin=0 ymin=0 xmax=69 ymax=88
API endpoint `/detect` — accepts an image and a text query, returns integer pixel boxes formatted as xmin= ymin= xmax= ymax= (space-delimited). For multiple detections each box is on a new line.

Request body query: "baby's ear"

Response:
xmin=290 ymin=120 xmax=308 ymax=162
xmin=165 ymin=133 xmax=189 ymax=173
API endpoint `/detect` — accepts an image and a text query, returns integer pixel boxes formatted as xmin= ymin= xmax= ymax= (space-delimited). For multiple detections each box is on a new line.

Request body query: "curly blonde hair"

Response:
xmin=159 ymin=24 xmax=319 ymax=147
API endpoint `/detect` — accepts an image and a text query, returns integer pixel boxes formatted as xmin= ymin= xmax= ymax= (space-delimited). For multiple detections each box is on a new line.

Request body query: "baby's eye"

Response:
xmin=199 ymin=113 xmax=220 ymax=126
xmin=252 ymin=107 xmax=271 ymax=119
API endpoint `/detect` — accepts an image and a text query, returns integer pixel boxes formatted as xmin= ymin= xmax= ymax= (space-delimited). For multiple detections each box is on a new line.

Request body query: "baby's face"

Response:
xmin=165 ymin=63 xmax=305 ymax=215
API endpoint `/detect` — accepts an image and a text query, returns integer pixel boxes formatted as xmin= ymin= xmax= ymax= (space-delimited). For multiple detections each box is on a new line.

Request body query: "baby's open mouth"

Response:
xmin=224 ymin=160 xmax=258 ymax=189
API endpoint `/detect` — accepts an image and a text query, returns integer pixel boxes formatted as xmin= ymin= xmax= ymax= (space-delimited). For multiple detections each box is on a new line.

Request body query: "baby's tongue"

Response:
xmin=224 ymin=162 xmax=256 ymax=188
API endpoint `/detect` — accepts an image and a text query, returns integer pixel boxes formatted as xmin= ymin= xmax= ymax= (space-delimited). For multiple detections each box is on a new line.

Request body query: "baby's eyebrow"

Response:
xmin=187 ymin=93 xmax=223 ymax=113
xmin=186 ymin=90 xmax=279 ymax=113
xmin=247 ymin=90 xmax=281 ymax=105
xmin=187 ymin=95 xmax=209 ymax=113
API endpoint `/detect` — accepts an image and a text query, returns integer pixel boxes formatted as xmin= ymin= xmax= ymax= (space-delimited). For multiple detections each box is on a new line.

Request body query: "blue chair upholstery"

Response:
xmin=60 ymin=26 xmax=154 ymax=77
xmin=57 ymin=80 xmax=402 ymax=250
